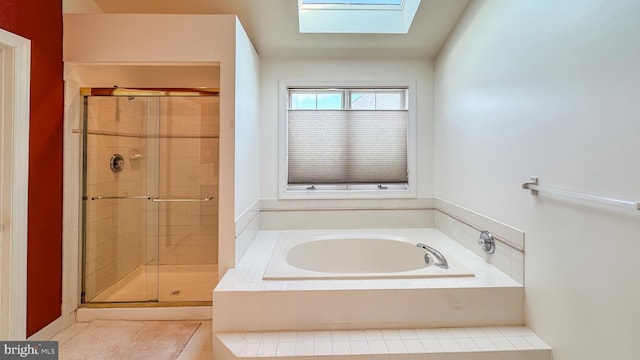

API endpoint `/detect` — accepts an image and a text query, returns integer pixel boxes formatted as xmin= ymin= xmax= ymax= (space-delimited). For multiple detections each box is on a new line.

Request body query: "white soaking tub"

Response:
xmin=263 ymin=229 xmax=475 ymax=280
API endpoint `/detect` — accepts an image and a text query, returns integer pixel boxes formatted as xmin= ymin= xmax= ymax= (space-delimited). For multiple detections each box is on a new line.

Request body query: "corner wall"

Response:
xmin=233 ymin=19 xmax=261 ymax=263
xmin=435 ymin=1 xmax=640 ymax=358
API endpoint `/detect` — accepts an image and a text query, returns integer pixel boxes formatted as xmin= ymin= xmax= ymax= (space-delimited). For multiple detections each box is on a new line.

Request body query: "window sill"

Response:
xmin=279 ymin=187 xmax=416 ymax=200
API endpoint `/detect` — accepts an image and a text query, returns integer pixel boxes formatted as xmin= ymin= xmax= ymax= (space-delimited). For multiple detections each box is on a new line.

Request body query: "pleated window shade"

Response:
xmin=287 ymin=88 xmax=408 ymax=186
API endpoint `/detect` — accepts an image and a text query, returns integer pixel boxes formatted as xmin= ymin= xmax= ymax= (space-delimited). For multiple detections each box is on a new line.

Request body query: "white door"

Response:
xmin=0 ymin=28 xmax=30 ymax=340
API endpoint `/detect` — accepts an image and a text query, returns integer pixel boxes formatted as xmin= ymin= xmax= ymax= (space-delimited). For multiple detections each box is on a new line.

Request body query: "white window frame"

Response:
xmin=278 ymin=80 xmax=417 ymax=199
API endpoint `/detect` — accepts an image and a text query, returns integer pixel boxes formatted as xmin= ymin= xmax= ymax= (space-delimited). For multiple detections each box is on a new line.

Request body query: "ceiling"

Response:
xmin=87 ymin=0 xmax=471 ymax=59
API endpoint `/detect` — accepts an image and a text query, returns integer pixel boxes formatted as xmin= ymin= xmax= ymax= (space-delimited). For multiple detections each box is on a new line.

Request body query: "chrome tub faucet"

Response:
xmin=416 ymin=243 xmax=449 ymax=269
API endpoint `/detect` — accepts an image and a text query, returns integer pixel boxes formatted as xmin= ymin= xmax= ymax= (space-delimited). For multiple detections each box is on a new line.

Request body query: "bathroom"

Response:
xmin=1 ymin=0 xmax=640 ymax=359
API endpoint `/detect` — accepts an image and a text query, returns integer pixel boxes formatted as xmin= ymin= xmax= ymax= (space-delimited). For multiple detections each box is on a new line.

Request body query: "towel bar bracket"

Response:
xmin=521 ymin=176 xmax=539 ymax=195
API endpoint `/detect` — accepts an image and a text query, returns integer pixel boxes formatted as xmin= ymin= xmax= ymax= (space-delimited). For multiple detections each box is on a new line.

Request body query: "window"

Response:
xmin=280 ymin=83 xmax=416 ymax=198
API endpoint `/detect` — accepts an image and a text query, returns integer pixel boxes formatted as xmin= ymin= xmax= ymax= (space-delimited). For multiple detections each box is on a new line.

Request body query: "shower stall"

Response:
xmin=80 ymin=88 xmax=219 ymax=305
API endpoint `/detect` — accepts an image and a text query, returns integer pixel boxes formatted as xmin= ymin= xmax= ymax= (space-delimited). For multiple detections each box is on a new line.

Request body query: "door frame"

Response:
xmin=0 ymin=28 xmax=31 ymax=340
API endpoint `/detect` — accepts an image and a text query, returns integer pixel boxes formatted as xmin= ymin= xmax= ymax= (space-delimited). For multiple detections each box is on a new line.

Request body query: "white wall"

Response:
xmin=234 ymin=19 xmax=261 ymax=261
xmin=260 ymin=58 xmax=435 ymax=201
xmin=435 ymin=1 xmax=640 ymax=359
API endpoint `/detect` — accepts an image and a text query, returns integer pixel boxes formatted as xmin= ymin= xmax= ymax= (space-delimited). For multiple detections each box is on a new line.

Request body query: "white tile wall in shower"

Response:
xmin=84 ymin=97 xmax=150 ymax=300
xmin=157 ymin=97 xmax=218 ymax=266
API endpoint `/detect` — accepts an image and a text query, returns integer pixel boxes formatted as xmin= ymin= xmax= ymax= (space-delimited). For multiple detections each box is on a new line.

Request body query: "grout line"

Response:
xmin=177 ymin=321 xmax=203 ymax=355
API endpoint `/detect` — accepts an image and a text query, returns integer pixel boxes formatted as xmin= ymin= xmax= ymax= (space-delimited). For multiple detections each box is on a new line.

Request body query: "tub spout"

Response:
xmin=416 ymin=243 xmax=449 ymax=269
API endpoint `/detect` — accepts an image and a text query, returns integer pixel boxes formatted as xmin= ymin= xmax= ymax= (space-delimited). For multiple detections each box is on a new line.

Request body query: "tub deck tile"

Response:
xmin=213 ymin=229 xmax=535 ymax=359
xmin=215 ymin=229 xmax=521 ymax=294
xmin=214 ymin=230 xmax=524 ymax=334
xmin=213 ymin=326 xmax=552 ymax=360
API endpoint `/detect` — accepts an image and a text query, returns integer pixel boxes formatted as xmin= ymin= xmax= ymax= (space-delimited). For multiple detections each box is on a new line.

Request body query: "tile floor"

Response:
xmin=52 ymin=320 xmax=213 ymax=360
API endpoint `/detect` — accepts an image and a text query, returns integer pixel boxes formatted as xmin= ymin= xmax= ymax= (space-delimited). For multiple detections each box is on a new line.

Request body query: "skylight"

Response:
xmin=303 ymin=0 xmax=403 ymax=5
xmin=298 ymin=0 xmax=421 ymax=34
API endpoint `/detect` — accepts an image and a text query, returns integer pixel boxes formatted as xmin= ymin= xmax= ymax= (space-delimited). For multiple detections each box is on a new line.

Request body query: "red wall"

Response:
xmin=0 ymin=1 xmax=63 ymax=337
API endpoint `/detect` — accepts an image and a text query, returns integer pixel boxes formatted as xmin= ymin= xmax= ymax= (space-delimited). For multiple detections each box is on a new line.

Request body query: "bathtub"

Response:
xmin=263 ymin=229 xmax=475 ymax=280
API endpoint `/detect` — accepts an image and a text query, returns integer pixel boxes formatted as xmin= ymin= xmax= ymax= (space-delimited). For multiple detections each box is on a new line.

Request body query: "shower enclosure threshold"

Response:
xmin=80 ymin=301 xmax=212 ymax=308
xmin=76 ymin=304 xmax=212 ymax=322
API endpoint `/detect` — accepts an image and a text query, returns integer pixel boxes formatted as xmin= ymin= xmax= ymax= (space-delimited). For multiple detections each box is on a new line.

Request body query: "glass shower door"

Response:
xmin=81 ymin=90 xmax=219 ymax=304
xmin=82 ymin=95 xmax=160 ymax=303
xmin=155 ymin=96 xmax=219 ymax=302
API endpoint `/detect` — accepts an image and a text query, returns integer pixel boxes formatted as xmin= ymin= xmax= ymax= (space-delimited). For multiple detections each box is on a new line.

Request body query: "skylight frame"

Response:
xmin=297 ymin=0 xmax=421 ymax=34
xmin=300 ymin=0 xmax=405 ymax=11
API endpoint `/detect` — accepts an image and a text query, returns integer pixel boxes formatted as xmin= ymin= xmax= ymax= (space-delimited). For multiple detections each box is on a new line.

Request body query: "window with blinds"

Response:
xmin=286 ymin=88 xmax=409 ymax=190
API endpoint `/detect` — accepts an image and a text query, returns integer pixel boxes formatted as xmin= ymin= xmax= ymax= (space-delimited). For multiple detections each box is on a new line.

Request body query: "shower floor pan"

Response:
xmin=88 ymin=264 xmax=218 ymax=303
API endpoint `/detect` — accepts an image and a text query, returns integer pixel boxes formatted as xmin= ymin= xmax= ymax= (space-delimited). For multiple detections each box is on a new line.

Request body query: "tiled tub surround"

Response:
xmin=435 ymin=199 xmax=525 ymax=284
xmin=259 ymin=197 xmax=524 ymax=284
xmin=213 ymin=228 xmax=523 ymax=333
xmin=260 ymin=198 xmax=435 ymax=231
xmin=213 ymin=228 xmax=551 ymax=359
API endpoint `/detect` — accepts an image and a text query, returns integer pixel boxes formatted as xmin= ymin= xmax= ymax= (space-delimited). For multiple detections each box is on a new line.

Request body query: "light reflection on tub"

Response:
xmin=263 ymin=230 xmax=475 ymax=280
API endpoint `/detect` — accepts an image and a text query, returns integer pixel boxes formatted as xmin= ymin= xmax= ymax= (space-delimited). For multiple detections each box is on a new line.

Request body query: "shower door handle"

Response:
xmin=89 ymin=195 xmax=152 ymax=200
xmin=88 ymin=195 xmax=214 ymax=202
xmin=151 ymin=196 xmax=214 ymax=202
